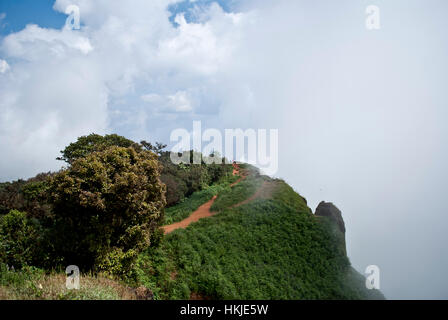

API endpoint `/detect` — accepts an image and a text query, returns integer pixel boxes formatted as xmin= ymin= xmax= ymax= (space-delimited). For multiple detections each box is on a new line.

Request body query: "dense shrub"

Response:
xmin=158 ymin=151 xmax=232 ymax=206
xmin=47 ymin=146 xmax=166 ymax=275
xmin=0 ymin=173 xmax=52 ymax=220
xmin=161 ymin=173 xmax=188 ymax=207
xmin=0 ymin=210 xmax=45 ymax=268
xmin=164 ymin=184 xmax=225 ymax=225
xmin=0 ymin=133 xmax=232 ymax=277
xmin=57 ymin=134 xmax=231 ymax=208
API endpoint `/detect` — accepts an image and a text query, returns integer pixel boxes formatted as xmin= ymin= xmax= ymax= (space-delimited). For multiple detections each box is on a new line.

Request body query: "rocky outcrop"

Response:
xmin=315 ymin=201 xmax=345 ymax=234
xmin=315 ymin=201 xmax=346 ymax=255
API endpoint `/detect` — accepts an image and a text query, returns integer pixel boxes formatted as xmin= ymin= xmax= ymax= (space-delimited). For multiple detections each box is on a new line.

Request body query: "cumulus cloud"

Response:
xmin=0 ymin=59 xmax=9 ymax=73
xmin=0 ymin=23 xmax=108 ymax=180
xmin=0 ymin=0 xmax=243 ymax=180
xmin=142 ymin=91 xmax=194 ymax=113
xmin=0 ymin=0 xmax=447 ymax=299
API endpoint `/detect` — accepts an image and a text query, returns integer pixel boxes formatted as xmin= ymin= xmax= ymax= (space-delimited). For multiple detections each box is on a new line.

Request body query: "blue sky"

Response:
xmin=0 ymin=0 xmax=66 ymax=36
xmin=0 ymin=0 xmax=236 ymax=37
xmin=168 ymin=0 xmax=236 ymax=24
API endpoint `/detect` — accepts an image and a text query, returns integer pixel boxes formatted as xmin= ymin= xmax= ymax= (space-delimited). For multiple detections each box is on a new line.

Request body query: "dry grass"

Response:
xmin=38 ymin=273 xmax=137 ymax=300
xmin=0 ymin=270 xmax=144 ymax=300
xmin=0 ymin=286 xmax=15 ymax=300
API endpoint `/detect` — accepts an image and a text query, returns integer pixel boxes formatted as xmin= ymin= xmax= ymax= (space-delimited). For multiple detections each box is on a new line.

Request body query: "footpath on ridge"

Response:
xmin=162 ymin=162 xmax=253 ymax=234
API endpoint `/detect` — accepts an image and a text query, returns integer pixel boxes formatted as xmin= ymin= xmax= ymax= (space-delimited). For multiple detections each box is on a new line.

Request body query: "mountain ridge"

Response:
xmin=0 ymin=134 xmax=384 ymax=300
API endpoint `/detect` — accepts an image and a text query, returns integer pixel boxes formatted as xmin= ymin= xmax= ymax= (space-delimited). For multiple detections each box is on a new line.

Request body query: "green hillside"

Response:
xmin=0 ymin=134 xmax=384 ymax=300
xmin=135 ymin=164 xmax=384 ymax=300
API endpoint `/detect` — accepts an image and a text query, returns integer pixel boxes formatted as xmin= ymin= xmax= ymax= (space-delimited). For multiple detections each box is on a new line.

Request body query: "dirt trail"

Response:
xmin=162 ymin=195 xmax=217 ymax=234
xmin=162 ymin=163 xmax=253 ymax=234
xmin=231 ymin=180 xmax=276 ymax=208
xmin=230 ymin=172 xmax=246 ymax=187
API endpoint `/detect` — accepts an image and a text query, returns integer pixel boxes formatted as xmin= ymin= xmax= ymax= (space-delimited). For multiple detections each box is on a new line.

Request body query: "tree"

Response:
xmin=140 ymin=140 xmax=167 ymax=156
xmin=57 ymin=133 xmax=139 ymax=164
xmin=161 ymin=173 xmax=188 ymax=206
xmin=0 ymin=210 xmax=45 ymax=268
xmin=48 ymin=146 xmax=166 ymax=275
xmin=0 ymin=172 xmax=53 ymax=220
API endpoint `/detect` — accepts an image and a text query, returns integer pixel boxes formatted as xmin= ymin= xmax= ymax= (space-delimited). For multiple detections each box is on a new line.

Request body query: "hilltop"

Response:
xmin=0 ymin=134 xmax=384 ymax=300
xmin=135 ymin=163 xmax=384 ymax=299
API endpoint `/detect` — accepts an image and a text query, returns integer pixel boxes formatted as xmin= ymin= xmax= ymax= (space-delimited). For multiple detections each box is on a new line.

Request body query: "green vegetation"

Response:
xmin=134 ymin=176 xmax=384 ymax=299
xmin=210 ymin=173 xmax=265 ymax=212
xmin=164 ymin=175 xmax=238 ymax=225
xmin=159 ymin=151 xmax=232 ymax=207
xmin=0 ymin=210 xmax=45 ymax=268
xmin=47 ymin=146 xmax=166 ymax=276
xmin=0 ymin=172 xmax=53 ymax=219
xmin=56 ymin=133 xmax=138 ymax=164
xmin=0 ymin=263 xmax=136 ymax=300
xmin=0 ymin=133 xmax=384 ymax=300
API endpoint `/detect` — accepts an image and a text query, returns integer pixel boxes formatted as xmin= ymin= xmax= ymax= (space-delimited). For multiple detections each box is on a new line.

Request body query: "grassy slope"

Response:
xmin=0 ymin=166 xmax=239 ymax=300
xmin=0 ymin=264 xmax=137 ymax=300
xmin=164 ymin=169 xmax=239 ymax=225
xmin=0 ymin=164 xmax=384 ymax=300
xmin=136 ymin=165 xmax=385 ymax=300
xmin=210 ymin=174 xmax=266 ymax=212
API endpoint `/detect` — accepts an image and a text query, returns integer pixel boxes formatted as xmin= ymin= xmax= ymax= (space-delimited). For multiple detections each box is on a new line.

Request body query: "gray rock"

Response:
xmin=315 ymin=201 xmax=345 ymax=234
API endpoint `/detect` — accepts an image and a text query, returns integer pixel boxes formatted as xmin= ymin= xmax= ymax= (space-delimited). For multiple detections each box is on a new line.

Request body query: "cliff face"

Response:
xmin=315 ymin=201 xmax=346 ymax=234
xmin=312 ymin=201 xmax=385 ymax=299
xmin=315 ymin=201 xmax=346 ymax=256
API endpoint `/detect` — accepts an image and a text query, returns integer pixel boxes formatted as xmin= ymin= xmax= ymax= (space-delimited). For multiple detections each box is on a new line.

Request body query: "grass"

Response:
xmin=135 ymin=177 xmax=384 ymax=300
xmin=210 ymin=174 xmax=266 ymax=212
xmin=164 ymin=170 xmax=239 ymax=225
xmin=164 ymin=184 xmax=226 ymax=225
xmin=1 ymin=163 xmax=384 ymax=300
xmin=0 ymin=263 xmax=137 ymax=300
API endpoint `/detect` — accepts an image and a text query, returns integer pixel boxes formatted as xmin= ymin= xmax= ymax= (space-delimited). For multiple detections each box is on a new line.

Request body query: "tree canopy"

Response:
xmin=48 ymin=146 xmax=166 ymax=274
xmin=57 ymin=133 xmax=139 ymax=164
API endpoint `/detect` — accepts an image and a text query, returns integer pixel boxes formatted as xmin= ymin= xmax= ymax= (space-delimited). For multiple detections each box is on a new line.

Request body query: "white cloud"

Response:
xmin=0 ymin=59 xmax=9 ymax=73
xmin=167 ymin=91 xmax=193 ymax=112
xmin=141 ymin=93 xmax=162 ymax=104
xmin=2 ymin=24 xmax=93 ymax=59
xmin=142 ymin=91 xmax=193 ymax=113
xmin=1 ymin=0 xmax=448 ymax=299
xmin=0 ymin=0 xmax=242 ymax=180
